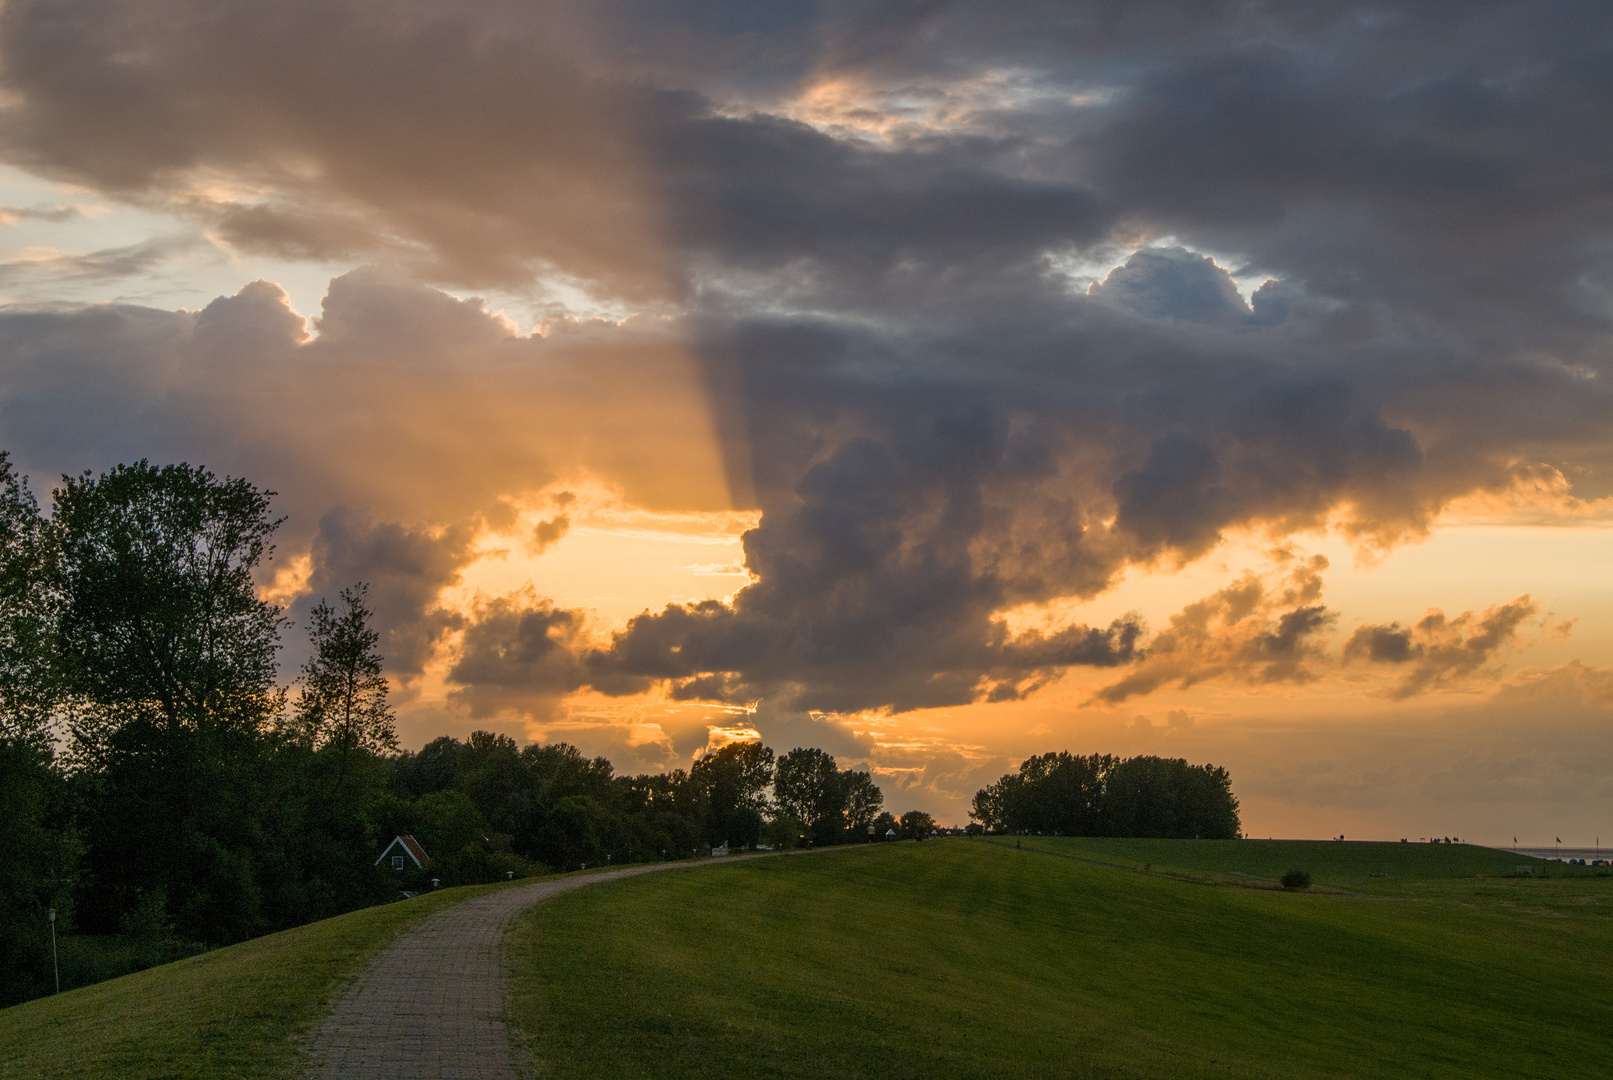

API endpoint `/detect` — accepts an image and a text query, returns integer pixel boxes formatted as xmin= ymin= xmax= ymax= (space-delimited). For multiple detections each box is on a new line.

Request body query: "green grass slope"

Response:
xmin=508 ymin=840 xmax=1613 ymax=1079
xmin=0 ymin=881 xmax=516 ymax=1080
xmin=1013 ymin=837 xmax=1590 ymax=894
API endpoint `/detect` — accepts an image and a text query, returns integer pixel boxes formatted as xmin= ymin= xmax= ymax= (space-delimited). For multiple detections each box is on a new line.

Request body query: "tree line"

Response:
xmin=970 ymin=752 xmax=1241 ymax=839
xmin=0 ymin=452 xmax=1243 ymax=1008
xmin=0 ymin=455 xmax=901 ymax=1007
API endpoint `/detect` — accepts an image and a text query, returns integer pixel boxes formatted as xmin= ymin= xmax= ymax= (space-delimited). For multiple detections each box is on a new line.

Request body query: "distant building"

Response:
xmin=376 ymin=834 xmax=429 ymax=871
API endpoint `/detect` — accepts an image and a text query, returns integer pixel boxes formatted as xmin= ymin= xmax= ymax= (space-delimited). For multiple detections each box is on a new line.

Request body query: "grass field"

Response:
xmin=3 ymin=841 xmax=1606 ymax=1079
xmin=0 ymin=880 xmax=523 ymax=1080
xmin=1011 ymin=836 xmax=1604 ymax=894
xmin=508 ymin=840 xmax=1612 ymax=1079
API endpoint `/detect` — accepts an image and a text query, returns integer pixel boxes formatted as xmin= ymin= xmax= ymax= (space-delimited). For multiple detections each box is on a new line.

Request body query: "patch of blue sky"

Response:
xmin=0 ymin=166 xmax=348 ymax=323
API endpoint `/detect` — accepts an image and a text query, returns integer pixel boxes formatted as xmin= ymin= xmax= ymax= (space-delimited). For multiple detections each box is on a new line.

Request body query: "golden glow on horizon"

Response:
xmin=445 ymin=478 xmax=758 ymax=631
xmin=300 ymin=452 xmax=1613 ymax=841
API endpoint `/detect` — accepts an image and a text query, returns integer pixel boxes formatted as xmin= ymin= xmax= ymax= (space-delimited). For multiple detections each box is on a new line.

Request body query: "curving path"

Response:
xmin=300 ymin=862 xmax=701 ymax=1079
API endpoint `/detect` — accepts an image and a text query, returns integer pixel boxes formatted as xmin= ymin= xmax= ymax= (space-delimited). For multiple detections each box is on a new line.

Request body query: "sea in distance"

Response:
xmin=1502 ymin=847 xmax=1608 ymax=862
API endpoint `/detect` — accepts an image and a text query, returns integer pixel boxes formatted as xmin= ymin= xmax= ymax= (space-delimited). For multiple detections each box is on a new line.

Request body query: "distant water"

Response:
xmin=1499 ymin=847 xmax=1608 ymax=862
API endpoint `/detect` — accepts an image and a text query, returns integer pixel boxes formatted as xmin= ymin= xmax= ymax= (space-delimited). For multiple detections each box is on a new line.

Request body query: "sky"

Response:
xmin=0 ymin=0 xmax=1610 ymax=843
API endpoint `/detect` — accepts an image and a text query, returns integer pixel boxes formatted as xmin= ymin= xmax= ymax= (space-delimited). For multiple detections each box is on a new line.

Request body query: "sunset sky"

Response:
xmin=1 ymin=1 xmax=1609 ymax=842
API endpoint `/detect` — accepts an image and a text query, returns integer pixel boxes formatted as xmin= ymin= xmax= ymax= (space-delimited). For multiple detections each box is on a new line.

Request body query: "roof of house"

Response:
xmin=375 ymin=833 xmax=430 ymax=868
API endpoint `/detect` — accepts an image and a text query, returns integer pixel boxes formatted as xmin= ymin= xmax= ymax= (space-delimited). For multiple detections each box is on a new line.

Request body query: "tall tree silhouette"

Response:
xmin=294 ymin=584 xmax=396 ymax=776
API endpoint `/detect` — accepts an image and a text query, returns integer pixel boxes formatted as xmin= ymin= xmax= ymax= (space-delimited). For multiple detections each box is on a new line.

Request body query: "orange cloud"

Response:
xmin=1344 ymin=597 xmax=1540 ymax=699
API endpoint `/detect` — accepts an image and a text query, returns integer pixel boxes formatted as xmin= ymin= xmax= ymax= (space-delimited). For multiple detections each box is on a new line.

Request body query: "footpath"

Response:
xmin=300 ymin=861 xmax=699 ymax=1079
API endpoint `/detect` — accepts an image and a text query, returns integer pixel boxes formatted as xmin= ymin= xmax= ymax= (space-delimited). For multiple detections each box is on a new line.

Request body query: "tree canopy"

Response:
xmin=292 ymin=583 xmax=397 ymax=760
xmin=971 ymin=752 xmax=1240 ymax=839
xmin=51 ymin=460 xmax=284 ymax=748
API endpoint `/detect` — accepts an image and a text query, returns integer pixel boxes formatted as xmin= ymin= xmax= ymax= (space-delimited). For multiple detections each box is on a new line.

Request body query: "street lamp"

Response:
xmin=48 ymin=909 xmax=59 ymax=994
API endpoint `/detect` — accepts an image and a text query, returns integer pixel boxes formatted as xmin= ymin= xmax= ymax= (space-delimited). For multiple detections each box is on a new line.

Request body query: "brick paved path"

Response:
xmin=300 ymin=862 xmax=690 ymax=1079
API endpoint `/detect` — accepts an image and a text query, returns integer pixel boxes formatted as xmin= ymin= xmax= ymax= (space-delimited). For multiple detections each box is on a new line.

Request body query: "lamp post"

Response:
xmin=48 ymin=909 xmax=59 ymax=994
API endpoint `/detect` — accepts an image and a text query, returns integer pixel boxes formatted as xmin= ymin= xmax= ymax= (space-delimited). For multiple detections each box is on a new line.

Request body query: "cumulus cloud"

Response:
xmin=1094 ymin=553 xmax=1337 ymax=704
xmin=0 ymin=269 xmax=733 ymax=536
xmin=445 ymin=590 xmax=589 ymax=718
xmin=572 ymin=395 xmax=1146 ymax=713
xmin=0 ymin=0 xmax=1610 ymax=738
xmin=1343 ymin=596 xmax=1539 ymax=699
xmin=1087 ymin=247 xmax=1251 ymax=327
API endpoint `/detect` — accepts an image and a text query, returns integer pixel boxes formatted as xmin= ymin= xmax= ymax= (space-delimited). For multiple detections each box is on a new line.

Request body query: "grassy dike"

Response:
xmin=507 ymin=840 xmax=1612 ymax=1079
xmin=0 ymin=880 xmax=523 ymax=1080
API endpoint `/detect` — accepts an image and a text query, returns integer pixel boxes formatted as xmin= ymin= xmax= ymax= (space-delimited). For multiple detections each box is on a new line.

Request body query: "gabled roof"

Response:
xmin=376 ymin=833 xmax=430 ymax=868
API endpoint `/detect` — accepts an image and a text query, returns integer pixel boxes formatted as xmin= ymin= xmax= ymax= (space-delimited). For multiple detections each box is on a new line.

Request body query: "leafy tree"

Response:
xmin=899 ymin=809 xmax=936 ymax=840
xmin=761 ymin=809 xmax=808 ymax=849
xmin=773 ymin=748 xmax=884 ymax=844
xmin=691 ymin=740 xmax=774 ymax=847
xmin=0 ymin=452 xmax=72 ymax=1002
xmin=0 ymin=453 xmax=55 ymax=743
xmin=291 ymin=584 xmax=396 ymax=772
xmin=48 ymin=462 xmax=287 ymax=937
xmin=390 ymin=734 xmax=463 ymax=798
xmin=50 ymin=461 xmax=284 ymax=748
xmin=1102 ymin=756 xmax=1240 ymax=840
xmin=0 ymin=737 xmax=79 ymax=1005
xmin=774 ymin=747 xmax=844 ymax=844
xmin=971 ymin=752 xmax=1240 ymax=839
xmin=1023 ymin=752 xmax=1111 ymax=836
xmin=840 ymin=770 xmax=884 ymax=835
xmin=872 ymin=810 xmax=899 ymax=840
xmin=970 ymin=773 xmax=1023 ymax=833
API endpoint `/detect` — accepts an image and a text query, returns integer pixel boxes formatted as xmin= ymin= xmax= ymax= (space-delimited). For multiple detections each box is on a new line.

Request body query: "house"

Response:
xmin=376 ymin=834 xmax=430 ymax=871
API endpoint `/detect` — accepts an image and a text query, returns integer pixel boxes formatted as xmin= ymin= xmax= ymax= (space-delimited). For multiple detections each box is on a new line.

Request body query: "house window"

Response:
xmin=392 ymin=855 xmax=405 ymax=869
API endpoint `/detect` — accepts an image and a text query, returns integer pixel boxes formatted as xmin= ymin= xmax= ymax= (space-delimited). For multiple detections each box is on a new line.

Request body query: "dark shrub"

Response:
xmin=1281 ymin=868 xmax=1312 ymax=891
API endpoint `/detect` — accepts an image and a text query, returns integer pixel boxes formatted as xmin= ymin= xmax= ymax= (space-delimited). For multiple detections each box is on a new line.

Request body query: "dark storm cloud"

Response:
xmin=570 ymin=325 xmax=1148 ymax=711
xmin=446 ymin=592 xmax=588 ymax=717
xmin=1 ymin=2 xmax=1610 ymax=716
xmin=652 ymin=107 xmax=1110 ymax=286
xmin=0 ymin=0 xmax=670 ymax=294
xmin=300 ymin=507 xmax=477 ymax=678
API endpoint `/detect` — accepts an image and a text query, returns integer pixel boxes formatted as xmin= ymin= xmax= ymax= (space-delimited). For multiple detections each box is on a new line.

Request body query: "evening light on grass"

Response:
xmin=510 ymin=839 xmax=1610 ymax=1079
